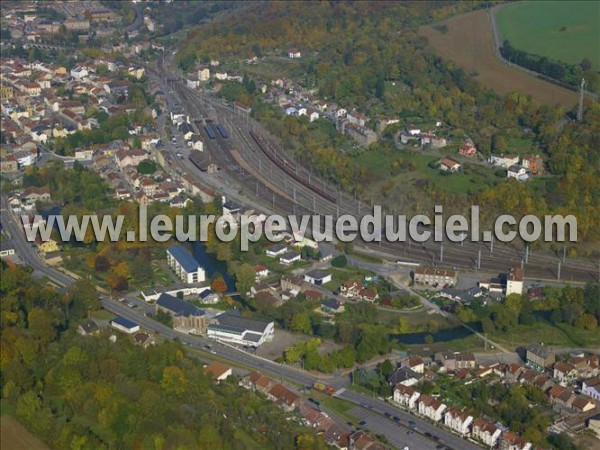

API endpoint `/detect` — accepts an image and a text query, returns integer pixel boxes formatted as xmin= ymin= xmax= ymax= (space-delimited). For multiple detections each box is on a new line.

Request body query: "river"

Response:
xmin=192 ymin=242 xmax=236 ymax=291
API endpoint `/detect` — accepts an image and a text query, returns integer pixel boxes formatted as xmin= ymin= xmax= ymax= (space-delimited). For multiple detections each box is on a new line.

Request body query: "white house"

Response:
xmin=166 ymin=244 xmax=206 ymax=284
xmin=472 ymin=418 xmax=501 ymax=447
xmin=489 ymin=153 xmax=520 ymax=168
xmin=279 ymin=251 xmax=301 ymax=265
xmin=266 ymin=244 xmax=288 ymax=257
xmin=198 ymin=67 xmax=210 ymax=81
xmin=440 ymin=158 xmax=461 ymax=172
xmin=444 ymin=407 xmax=473 ymax=436
xmin=418 ymin=395 xmax=446 ymax=422
xmin=110 ymin=316 xmax=140 ymax=334
xmin=204 ymin=362 xmax=233 ymax=382
xmin=506 ymin=267 xmax=524 ymax=297
xmin=583 ymin=377 xmax=600 ymax=401
xmin=70 ymin=66 xmax=88 ymax=80
xmin=402 ymin=356 xmax=425 ymax=374
xmin=255 ymin=265 xmax=269 ymax=280
xmin=303 ymin=269 xmax=332 ymax=286
xmin=288 ymin=48 xmax=302 ymax=59
xmin=392 ymin=384 xmax=420 ymax=410
xmin=499 ymin=431 xmax=532 ymax=450
xmin=507 ymin=164 xmax=529 ymax=181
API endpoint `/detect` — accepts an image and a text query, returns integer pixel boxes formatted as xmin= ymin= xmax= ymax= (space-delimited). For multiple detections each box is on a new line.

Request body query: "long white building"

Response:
xmin=207 ymin=310 xmax=274 ymax=347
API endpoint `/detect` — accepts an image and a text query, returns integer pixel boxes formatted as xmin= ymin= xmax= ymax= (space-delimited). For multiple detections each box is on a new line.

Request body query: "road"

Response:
xmin=1 ymin=193 xmax=482 ymax=450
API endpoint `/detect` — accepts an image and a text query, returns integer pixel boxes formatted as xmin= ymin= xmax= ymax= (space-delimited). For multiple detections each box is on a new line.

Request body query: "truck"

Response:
xmin=313 ymin=381 xmax=336 ymax=395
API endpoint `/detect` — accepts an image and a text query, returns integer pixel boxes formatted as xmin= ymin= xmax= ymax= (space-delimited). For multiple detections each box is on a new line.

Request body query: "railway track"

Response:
xmin=168 ymin=82 xmax=598 ymax=283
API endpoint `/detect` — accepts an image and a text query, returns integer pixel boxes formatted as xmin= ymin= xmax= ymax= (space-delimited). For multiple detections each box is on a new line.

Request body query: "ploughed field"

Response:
xmin=420 ymin=9 xmax=578 ymax=108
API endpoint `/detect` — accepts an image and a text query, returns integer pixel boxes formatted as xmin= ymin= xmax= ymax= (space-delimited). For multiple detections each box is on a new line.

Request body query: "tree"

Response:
xmin=27 ymin=308 xmax=56 ymax=343
xmin=160 ymin=366 xmax=188 ymax=397
xmin=380 ymin=359 xmax=394 ymax=378
xmin=331 ymin=255 xmax=347 ymax=268
xmin=211 ymin=273 xmax=227 ymax=294
xmin=574 ymin=313 xmax=597 ymax=330
xmin=290 ymin=312 xmax=312 ymax=334
xmin=235 ymin=264 xmax=256 ymax=296
xmin=137 ymin=159 xmax=157 ymax=174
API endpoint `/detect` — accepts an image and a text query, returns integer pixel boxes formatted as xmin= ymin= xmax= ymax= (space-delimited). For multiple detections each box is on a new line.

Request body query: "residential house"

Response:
xmin=22 ymin=186 xmax=51 ymax=203
xmin=553 ymin=361 xmax=577 ymax=385
xmin=413 ymin=267 xmax=457 ymax=287
xmin=440 ymin=158 xmax=461 ymax=172
xmin=255 ymin=265 xmax=269 ymax=280
xmin=197 ymin=66 xmax=210 ymax=81
xmin=304 ymin=269 xmax=332 ymax=285
xmin=279 ymin=251 xmax=301 ymax=265
xmin=572 ymin=396 xmax=596 ymax=413
xmin=268 ymin=384 xmax=301 ymax=412
xmin=417 ymin=395 xmax=446 ymax=422
xmin=521 ymin=155 xmax=543 ymax=175
xmin=204 ymin=362 xmax=233 ymax=382
xmin=471 ymin=418 xmax=501 ymax=448
xmin=547 ymin=385 xmax=575 ymax=408
xmin=507 ymin=164 xmax=529 ymax=181
xmin=526 ymin=343 xmax=554 ymax=371
xmin=458 ymin=141 xmax=477 ymax=158
xmin=583 ymin=377 xmax=600 ymax=401
xmin=402 ymin=356 xmax=425 ymax=374
xmin=358 ymin=287 xmax=378 ymax=302
xmin=489 ymin=153 xmax=520 ymax=168
xmin=499 ymin=431 xmax=532 ymax=450
xmin=77 ymin=320 xmax=99 ymax=336
xmin=266 ymin=243 xmax=288 ymax=257
xmin=389 ymin=366 xmax=422 ymax=387
xmin=133 ymin=332 xmax=156 ymax=349
xmin=435 ymin=351 xmax=476 ymax=371
xmin=444 ymin=407 xmax=473 ymax=437
xmin=392 ymin=384 xmax=420 ymax=410
xmin=340 ymin=280 xmax=363 ymax=298
xmin=506 ymin=267 xmax=524 ymax=296
xmin=321 ymin=298 xmax=345 ymax=314
xmin=288 ymin=48 xmax=302 ymax=59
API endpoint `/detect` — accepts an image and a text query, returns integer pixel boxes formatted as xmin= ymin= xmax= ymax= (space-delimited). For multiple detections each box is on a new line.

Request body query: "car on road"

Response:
xmin=393 ymin=416 xmax=401 ymax=422
xmin=384 ymin=412 xmax=392 ymax=418
xmin=210 ymin=350 xmax=217 ymax=355
xmin=117 ymin=298 xmax=125 ymax=302
xmin=127 ymin=302 xmax=135 ymax=308
xmin=406 ymin=430 xmax=414 ymax=435
xmin=358 ymin=421 xmax=366 ymax=426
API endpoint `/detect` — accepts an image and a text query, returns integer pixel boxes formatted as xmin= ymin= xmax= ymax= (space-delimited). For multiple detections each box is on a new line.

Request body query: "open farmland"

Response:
xmin=496 ymin=1 xmax=600 ymax=70
xmin=1 ymin=416 xmax=48 ymax=450
xmin=420 ymin=9 xmax=578 ymax=108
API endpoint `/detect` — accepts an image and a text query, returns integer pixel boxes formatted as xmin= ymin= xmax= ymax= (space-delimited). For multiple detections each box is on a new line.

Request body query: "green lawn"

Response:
xmin=489 ymin=320 xmax=600 ymax=348
xmin=496 ymin=1 xmax=600 ymax=69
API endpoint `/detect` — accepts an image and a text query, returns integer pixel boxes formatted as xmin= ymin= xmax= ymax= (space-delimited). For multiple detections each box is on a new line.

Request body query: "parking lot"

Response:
xmin=349 ymin=406 xmax=448 ymax=450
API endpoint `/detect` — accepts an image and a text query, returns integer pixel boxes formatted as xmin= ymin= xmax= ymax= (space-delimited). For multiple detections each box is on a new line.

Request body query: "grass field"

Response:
xmin=496 ymin=1 xmax=600 ymax=70
xmin=420 ymin=10 xmax=578 ymax=108
xmin=0 ymin=416 xmax=48 ymax=450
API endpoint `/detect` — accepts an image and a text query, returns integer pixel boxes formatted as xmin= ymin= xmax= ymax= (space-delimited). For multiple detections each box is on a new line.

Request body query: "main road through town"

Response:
xmin=0 ymin=194 xmax=481 ymax=450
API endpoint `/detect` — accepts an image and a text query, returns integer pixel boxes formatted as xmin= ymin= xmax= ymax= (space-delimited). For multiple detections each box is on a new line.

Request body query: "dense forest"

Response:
xmin=176 ymin=1 xmax=600 ymax=251
xmin=0 ymin=265 xmax=327 ymax=449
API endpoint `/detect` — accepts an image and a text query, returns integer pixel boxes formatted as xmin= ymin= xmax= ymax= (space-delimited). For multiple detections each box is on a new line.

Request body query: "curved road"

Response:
xmin=0 ymin=194 xmax=482 ymax=450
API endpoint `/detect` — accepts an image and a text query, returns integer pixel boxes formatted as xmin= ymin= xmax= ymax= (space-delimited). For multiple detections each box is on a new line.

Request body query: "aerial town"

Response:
xmin=1 ymin=1 xmax=598 ymax=450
